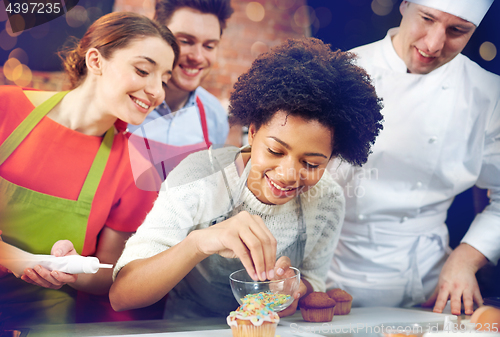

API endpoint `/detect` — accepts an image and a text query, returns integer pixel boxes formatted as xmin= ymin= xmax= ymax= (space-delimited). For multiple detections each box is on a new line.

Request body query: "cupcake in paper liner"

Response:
xmin=326 ymin=288 xmax=353 ymax=315
xmin=227 ymin=292 xmax=282 ymax=337
xmin=299 ymin=292 xmax=336 ymax=322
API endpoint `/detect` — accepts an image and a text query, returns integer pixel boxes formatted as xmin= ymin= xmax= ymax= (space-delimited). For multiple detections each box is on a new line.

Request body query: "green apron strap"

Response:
xmin=0 ymin=91 xmax=69 ymax=165
xmin=78 ymin=127 xmax=114 ymax=204
xmin=0 ymin=89 xmax=115 ymax=204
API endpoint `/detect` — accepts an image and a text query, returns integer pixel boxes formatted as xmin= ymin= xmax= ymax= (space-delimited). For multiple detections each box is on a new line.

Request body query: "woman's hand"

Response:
xmin=193 ymin=211 xmax=277 ymax=281
xmin=278 ymin=280 xmax=307 ymax=317
xmin=20 ymin=240 xmax=78 ymax=289
xmin=0 ymin=230 xmax=12 ymax=279
xmin=272 ymin=256 xmax=308 ymax=317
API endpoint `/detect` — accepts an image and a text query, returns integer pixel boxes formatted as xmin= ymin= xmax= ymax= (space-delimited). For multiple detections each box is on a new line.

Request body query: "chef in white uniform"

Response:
xmin=327 ymin=0 xmax=500 ymax=316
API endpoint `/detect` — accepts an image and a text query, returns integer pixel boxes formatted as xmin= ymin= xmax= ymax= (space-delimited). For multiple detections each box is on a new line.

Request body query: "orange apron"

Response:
xmin=0 ymin=91 xmax=113 ymax=327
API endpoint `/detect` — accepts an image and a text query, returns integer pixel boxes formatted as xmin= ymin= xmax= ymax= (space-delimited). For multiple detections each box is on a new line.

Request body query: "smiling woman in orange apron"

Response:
xmin=0 ymin=12 xmax=179 ymax=327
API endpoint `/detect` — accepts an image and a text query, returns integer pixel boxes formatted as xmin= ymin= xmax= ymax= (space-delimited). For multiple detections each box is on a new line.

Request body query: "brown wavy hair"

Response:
xmin=59 ymin=12 xmax=180 ymax=89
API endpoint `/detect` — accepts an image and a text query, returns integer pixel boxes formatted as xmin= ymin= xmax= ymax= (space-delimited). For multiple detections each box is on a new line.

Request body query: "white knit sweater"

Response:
xmin=115 ymin=147 xmax=345 ymax=292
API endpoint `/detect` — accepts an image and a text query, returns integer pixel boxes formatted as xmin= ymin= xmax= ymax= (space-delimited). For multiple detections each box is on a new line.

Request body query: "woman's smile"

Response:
xmin=246 ymin=110 xmax=333 ymax=205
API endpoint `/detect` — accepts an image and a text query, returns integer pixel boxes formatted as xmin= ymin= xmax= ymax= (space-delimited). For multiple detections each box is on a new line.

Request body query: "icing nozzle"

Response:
xmin=98 ymin=263 xmax=113 ymax=269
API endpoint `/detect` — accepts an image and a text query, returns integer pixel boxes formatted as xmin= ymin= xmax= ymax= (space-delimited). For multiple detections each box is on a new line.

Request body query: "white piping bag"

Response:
xmin=0 ymin=241 xmax=113 ymax=277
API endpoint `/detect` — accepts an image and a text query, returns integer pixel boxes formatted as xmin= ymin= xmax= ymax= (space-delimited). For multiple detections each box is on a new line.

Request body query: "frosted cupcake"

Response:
xmin=227 ymin=292 xmax=281 ymax=337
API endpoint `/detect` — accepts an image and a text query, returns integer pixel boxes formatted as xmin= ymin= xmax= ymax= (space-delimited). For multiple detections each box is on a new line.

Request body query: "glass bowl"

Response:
xmin=229 ymin=267 xmax=300 ymax=312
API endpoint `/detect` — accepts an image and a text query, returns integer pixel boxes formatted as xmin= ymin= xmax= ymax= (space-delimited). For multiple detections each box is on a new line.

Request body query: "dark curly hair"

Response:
xmin=228 ymin=38 xmax=384 ymax=166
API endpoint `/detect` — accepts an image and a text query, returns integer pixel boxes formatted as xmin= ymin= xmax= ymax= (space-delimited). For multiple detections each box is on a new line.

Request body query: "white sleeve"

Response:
xmin=113 ymin=178 xmax=205 ymax=279
xmin=461 ymin=95 xmax=500 ymax=265
xmin=300 ymin=177 xmax=346 ymax=292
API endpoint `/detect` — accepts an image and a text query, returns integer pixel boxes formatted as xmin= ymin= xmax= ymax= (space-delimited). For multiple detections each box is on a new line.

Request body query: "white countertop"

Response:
xmin=16 ymin=306 xmax=463 ymax=337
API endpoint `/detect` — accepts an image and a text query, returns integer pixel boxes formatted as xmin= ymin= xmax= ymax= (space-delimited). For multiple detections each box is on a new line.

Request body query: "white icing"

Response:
xmin=226 ymin=311 xmax=279 ymax=327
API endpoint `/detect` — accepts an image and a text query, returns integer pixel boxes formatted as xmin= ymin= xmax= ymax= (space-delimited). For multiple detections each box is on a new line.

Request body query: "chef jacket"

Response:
xmin=327 ymin=28 xmax=500 ymax=307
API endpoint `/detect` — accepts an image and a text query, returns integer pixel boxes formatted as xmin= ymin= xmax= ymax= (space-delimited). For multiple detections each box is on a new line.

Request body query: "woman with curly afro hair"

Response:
xmin=110 ymin=38 xmax=383 ymax=319
xmin=230 ymin=37 xmax=383 ymax=166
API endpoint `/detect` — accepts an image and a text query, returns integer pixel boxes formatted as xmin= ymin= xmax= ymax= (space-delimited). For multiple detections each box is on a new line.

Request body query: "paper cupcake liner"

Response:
xmin=300 ymin=306 xmax=335 ymax=322
xmin=230 ymin=322 xmax=277 ymax=337
xmin=334 ymin=301 xmax=352 ymax=315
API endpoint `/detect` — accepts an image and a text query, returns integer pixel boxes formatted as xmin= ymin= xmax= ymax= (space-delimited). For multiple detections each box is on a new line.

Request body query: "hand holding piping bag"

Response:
xmin=21 ymin=240 xmax=80 ymax=289
xmin=0 ymin=239 xmax=113 ymax=290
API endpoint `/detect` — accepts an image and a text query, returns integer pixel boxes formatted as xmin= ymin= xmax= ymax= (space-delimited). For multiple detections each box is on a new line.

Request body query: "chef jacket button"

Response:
xmin=358 ymin=214 xmax=365 ymax=220
xmin=416 ymin=181 xmax=423 ymax=188
xmin=442 ymin=83 xmax=449 ymax=90
xmin=428 ymin=136 xmax=438 ymax=144
xmin=400 ymin=216 xmax=408 ymax=223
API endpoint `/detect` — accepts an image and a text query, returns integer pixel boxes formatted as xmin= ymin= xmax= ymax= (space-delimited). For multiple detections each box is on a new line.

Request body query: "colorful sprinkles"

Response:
xmin=227 ymin=292 xmax=288 ymax=327
xmin=239 ymin=292 xmax=291 ymax=311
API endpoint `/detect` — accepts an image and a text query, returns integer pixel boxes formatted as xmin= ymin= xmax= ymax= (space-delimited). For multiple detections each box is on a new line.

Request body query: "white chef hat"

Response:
xmin=405 ymin=0 xmax=494 ymax=26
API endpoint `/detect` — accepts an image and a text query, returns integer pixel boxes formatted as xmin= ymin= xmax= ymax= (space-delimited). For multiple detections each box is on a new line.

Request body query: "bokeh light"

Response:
xmin=294 ymin=6 xmax=315 ymax=28
xmin=371 ymin=0 xmax=393 ymax=16
xmin=3 ymin=58 xmax=22 ymax=81
xmin=246 ymin=2 xmax=265 ymax=22
xmin=66 ymin=5 xmax=88 ymax=28
xmin=480 ymin=41 xmax=497 ymax=61
xmin=315 ymin=7 xmax=332 ymax=28
xmin=23 ymin=13 xmax=37 ymax=33
xmin=86 ymin=7 xmax=104 ymax=23
xmin=273 ymin=0 xmax=296 ymax=10
xmin=13 ymin=64 xmax=33 ymax=87
xmin=0 ymin=29 xmax=17 ymax=50
xmin=9 ymin=48 xmax=29 ymax=65
xmin=142 ymin=0 xmax=154 ymax=15
xmin=29 ymin=21 xmax=50 ymax=39
xmin=309 ymin=17 xmax=320 ymax=36
xmin=250 ymin=41 xmax=268 ymax=58
xmin=0 ymin=0 xmax=8 ymax=22
xmin=6 ymin=15 xmax=24 ymax=37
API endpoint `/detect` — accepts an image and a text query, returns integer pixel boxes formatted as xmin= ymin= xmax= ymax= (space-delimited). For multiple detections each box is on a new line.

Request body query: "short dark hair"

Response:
xmin=59 ymin=12 xmax=180 ymax=89
xmin=154 ymin=0 xmax=234 ymax=33
xmin=229 ymin=38 xmax=384 ymax=166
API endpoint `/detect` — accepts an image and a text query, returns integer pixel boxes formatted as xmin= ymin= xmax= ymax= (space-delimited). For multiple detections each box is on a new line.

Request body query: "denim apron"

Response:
xmin=163 ymin=147 xmax=307 ymax=319
xmin=0 ymin=91 xmax=114 ymax=326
